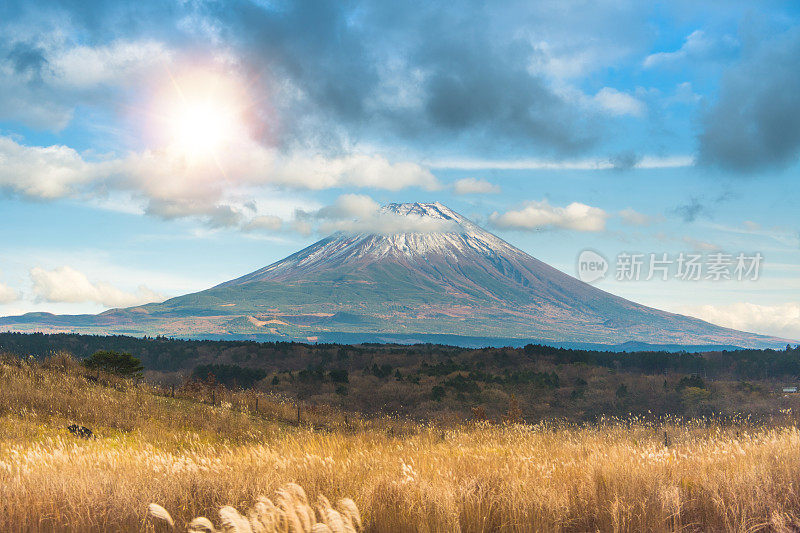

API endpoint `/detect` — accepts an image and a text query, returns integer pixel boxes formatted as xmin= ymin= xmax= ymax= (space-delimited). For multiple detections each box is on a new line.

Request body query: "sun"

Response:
xmin=167 ymin=96 xmax=236 ymax=155
xmin=148 ymin=68 xmax=251 ymax=161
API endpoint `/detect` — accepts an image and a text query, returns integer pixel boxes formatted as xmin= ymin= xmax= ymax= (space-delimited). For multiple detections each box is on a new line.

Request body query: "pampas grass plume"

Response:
xmin=148 ymin=503 xmax=175 ymax=531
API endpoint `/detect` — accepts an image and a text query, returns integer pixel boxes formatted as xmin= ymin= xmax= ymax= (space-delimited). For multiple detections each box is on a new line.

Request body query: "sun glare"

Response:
xmin=168 ymin=97 xmax=236 ymax=155
xmin=149 ymin=68 xmax=251 ymax=161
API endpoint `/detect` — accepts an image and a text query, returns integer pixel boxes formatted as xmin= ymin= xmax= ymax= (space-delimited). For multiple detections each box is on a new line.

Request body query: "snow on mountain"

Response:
xmin=218 ymin=202 xmax=530 ymax=285
xmin=0 ymin=202 xmax=791 ymax=348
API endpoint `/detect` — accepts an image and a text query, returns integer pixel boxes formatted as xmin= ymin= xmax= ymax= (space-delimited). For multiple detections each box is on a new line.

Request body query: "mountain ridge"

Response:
xmin=0 ymin=202 xmax=791 ymax=349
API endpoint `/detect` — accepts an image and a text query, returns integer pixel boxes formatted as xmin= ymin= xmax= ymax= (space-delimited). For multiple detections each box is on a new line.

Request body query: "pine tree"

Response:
xmin=83 ymin=350 xmax=144 ymax=378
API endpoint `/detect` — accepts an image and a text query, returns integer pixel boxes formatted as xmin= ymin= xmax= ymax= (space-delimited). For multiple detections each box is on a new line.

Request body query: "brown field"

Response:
xmin=3 ymin=353 xmax=800 ymax=532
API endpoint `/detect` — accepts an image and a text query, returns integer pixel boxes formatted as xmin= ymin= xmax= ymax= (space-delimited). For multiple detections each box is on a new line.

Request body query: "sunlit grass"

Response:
xmin=2 ymin=353 xmax=800 ymax=531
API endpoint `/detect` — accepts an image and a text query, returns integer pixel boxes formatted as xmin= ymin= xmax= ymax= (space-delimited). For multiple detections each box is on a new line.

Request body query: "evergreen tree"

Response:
xmin=83 ymin=350 xmax=144 ymax=378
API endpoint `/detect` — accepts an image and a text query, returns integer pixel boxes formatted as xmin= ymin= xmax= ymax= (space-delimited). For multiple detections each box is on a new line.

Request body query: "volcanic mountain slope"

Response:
xmin=0 ymin=202 xmax=790 ymax=348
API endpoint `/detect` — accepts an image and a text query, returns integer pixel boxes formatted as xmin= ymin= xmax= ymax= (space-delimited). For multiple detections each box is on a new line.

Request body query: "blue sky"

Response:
xmin=0 ymin=0 xmax=799 ymax=339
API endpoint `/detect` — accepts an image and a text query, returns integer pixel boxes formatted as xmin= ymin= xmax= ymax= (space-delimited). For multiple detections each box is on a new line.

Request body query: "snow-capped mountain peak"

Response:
xmin=7 ymin=201 xmax=782 ymax=348
xmin=221 ymin=203 xmax=519 ymax=284
xmin=382 ymin=201 xmax=464 ymax=222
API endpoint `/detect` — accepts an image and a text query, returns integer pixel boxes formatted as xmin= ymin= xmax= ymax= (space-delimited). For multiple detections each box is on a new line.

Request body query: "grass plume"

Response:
xmin=3 ymin=353 xmax=800 ymax=531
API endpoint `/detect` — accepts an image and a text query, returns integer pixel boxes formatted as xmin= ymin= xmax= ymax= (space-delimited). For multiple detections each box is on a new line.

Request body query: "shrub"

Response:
xmin=329 ymin=369 xmax=349 ymax=383
xmin=193 ymin=364 xmax=266 ymax=389
xmin=431 ymin=385 xmax=446 ymax=401
xmin=676 ymin=375 xmax=706 ymax=391
xmin=83 ymin=350 xmax=143 ymax=378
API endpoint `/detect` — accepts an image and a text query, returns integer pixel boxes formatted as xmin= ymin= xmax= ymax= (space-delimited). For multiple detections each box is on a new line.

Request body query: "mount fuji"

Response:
xmin=0 ymin=202 xmax=789 ymax=349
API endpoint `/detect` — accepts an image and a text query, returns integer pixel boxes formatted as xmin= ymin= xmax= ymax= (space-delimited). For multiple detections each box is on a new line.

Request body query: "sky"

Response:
xmin=0 ymin=0 xmax=799 ymax=340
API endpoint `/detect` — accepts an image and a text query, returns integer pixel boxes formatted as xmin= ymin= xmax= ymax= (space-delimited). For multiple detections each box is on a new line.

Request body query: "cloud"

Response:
xmin=668 ymin=82 xmax=701 ymax=106
xmin=644 ymin=30 xmax=738 ymax=69
xmin=125 ymin=149 xmax=440 ymax=227
xmin=528 ymin=38 xmax=633 ymax=81
xmin=30 ymin=266 xmax=164 ymax=308
xmin=0 ymin=44 xmax=71 ymax=130
xmin=0 ymin=136 xmax=439 ymax=229
xmin=697 ymin=28 xmax=800 ymax=173
xmin=302 ymin=194 xmax=461 ymax=235
xmin=743 ymin=220 xmax=761 ymax=231
xmin=145 ymin=200 xmax=244 ymax=229
xmin=427 ymin=155 xmax=693 ymax=170
xmin=242 ymin=215 xmax=283 ymax=232
xmin=0 ymin=38 xmax=172 ymax=131
xmin=681 ymin=236 xmax=720 ymax=251
xmin=609 ymin=151 xmax=641 ymax=170
xmin=7 ymin=0 xmax=643 ymax=156
xmin=273 ymin=153 xmax=440 ymax=191
xmin=592 ymin=87 xmax=645 ymax=117
xmin=7 ymin=41 xmax=48 ymax=76
xmin=0 ymin=276 xmax=20 ymax=304
xmin=489 ymin=200 xmax=609 ymax=232
xmin=619 ymin=208 xmax=658 ymax=226
xmin=0 ymin=136 xmax=101 ymax=198
xmin=314 ymin=194 xmax=381 ymax=220
xmin=451 ymin=177 xmax=500 ymax=195
xmin=47 ymin=39 xmax=172 ymax=88
xmin=672 ymin=198 xmax=710 ymax=223
xmin=676 ymin=302 xmax=800 ymax=340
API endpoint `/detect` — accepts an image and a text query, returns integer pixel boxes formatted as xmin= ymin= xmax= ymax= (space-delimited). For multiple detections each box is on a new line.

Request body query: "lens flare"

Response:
xmin=148 ymin=67 xmax=252 ymax=163
xmin=167 ymin=97 xmax=236 ymax=155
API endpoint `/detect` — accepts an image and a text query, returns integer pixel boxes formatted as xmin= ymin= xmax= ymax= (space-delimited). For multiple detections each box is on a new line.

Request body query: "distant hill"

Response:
xmin=0 ymin=202 xmax=791 ymax=349
xmin=3 ymin=331 xmax=800 ymax=422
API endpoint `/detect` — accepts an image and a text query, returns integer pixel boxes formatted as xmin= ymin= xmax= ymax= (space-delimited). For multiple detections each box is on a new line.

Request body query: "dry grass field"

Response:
xmin=3 ymin=353 xmax=800 ymax=532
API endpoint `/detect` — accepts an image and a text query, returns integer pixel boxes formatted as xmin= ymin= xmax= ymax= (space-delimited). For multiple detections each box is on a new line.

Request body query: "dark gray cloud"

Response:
xmin=207 ymin=0 xmax=599 ymax=155
xmin=0 ymin=0 xmax=632 ymax=157
xmin=414 ymin=17 xmax=594 ymax=153
xmin=609 ymin=151 xmax=641 ymax=170
xmin=209 ymin=0 xmax=380 ymax=151
xmin=697 ymin=28 xmax=800 ymax=173
xmin=672 ymin=198 xmax=710 ymax=223
xmin=6 ymin=42 xmax=48 ymax=76
xmin=671 ymin=191 xmax=735 ymax=222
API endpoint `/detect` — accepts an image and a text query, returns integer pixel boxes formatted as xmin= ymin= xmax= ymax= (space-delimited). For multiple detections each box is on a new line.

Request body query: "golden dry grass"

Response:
xmin=3 ymin=354 xmax=800 ymax=532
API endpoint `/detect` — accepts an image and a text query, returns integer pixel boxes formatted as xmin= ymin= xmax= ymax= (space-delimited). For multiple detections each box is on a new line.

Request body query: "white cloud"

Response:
xmin=0 ymin=136 xmax=439 ymax=229
xmin=291 ymin=219 xmax=313 ymax=236
xmin=636 ymin=155 xmax=694 ymax=169
xmin=681 ymin=236 xmax=720 ymax=251
xmin=676 ymin=302 xmax=800 ymax=341
xmin=315 ymin=194 xmax=381 ymax=219
xmin=306 ymin=194 xmax=460 ymax=235
xmin=427 ymin=155 xmax=693 ymax=170
xmin=619 ymin=208 xmax=660 ymax=226
xmin=668 ymin=82 xmax=702 ymax=105
xmin=243 ymin=215 xmax=283 ymax=232
xmin=0 ymin=137 xmax=102 ymax=198
xmin=743 ymin=220 xmax=762 ymax=231
xmin=645 ymin=30 xmax=706 ymax=68
xmin=593 ymin=87 xmax=646 ymax=117
xmin=644 ymin=30 xmax=738 ymax=69
xmin=528 ymin=41 xmax=618 ymax=80
xmin=489 ymin=200 xmax=609 ymax=232
xmin=273 ymin=153 xmax=440 ymax=191
xmin=48 ymin=40 xmax=172 ymax=88
xmin=0 ymin=85 xmax=73 ymax=132
xmin=0 ymin=279 xmax=20 ymax=304
xmin=451 ymin=177 xmax=500 ymax=195
xmin=0 ymin=39 xmax=174 ymax=131
xmin=30 ymin=266 xmax=164 ymax=308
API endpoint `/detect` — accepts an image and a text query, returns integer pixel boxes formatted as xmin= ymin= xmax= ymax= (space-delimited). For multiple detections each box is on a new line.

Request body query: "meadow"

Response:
xmin=3 ymin=352 xmax=800 ymax=532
